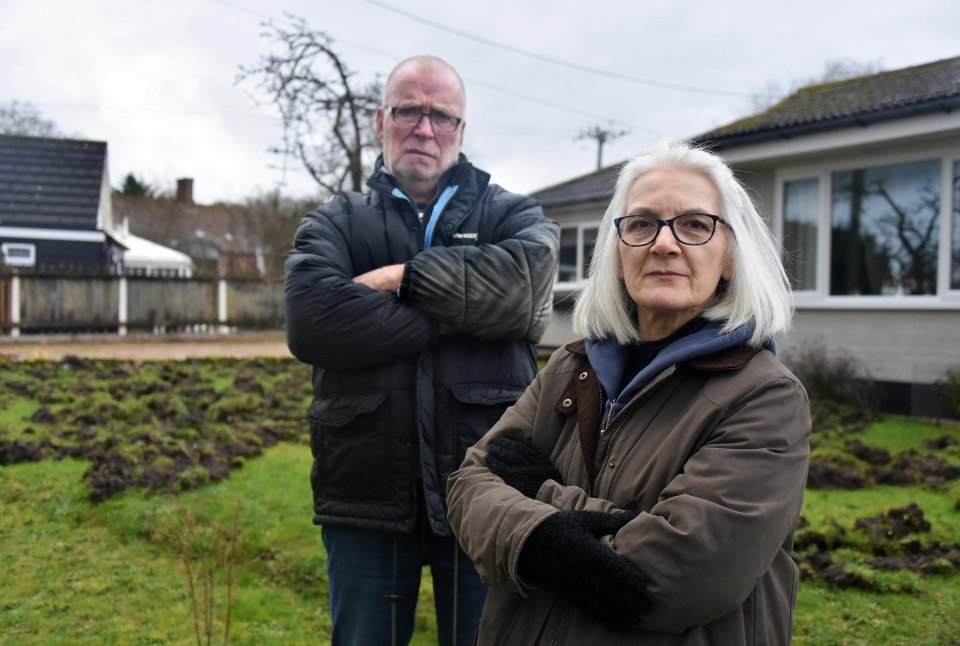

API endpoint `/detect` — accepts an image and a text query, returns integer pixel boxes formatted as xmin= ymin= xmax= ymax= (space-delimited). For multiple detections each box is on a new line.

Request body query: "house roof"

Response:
xmin=531 ymin=56 xmax=960 ymax=206
xmin=531 ymin=163 xmax=621 ymax=209
xmin=111 ymin=194 xmax=261 ymax=255
xmin=695 ymin=55 xmax=960 ymax=148
xmin=118 ymin=228 xmax=193 ymax=269
xmin=0 ymin=135 xmax=107 ymax=230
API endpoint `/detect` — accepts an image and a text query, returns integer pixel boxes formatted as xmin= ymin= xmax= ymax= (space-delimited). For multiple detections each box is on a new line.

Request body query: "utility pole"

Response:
xmin=577 ymin=124 xmax=629 ymax=170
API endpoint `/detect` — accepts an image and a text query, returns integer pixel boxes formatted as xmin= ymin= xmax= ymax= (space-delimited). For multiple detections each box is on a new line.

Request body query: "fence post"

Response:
xmin=118 ymin=276 xmax=128 ymax=336
xmin=10 ymin=274 xmax=20 ymax=338
xmin=218 ymin=278 xmax=229 ymax=334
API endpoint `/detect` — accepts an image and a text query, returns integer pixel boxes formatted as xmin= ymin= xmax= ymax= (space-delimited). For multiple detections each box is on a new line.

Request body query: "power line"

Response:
xmin=363 ymin=0 xmax=754 ymax=98
xmin=334 ymin=39 xmax=628 ymax=125
xmin=27 ymin=101 xmax=278 ymax=121
xmin=205 ymin=0 xmax=635 ymax=124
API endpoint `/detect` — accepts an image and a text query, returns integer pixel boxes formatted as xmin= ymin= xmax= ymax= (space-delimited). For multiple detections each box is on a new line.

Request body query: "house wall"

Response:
xmin=781 ymin=309 xmax=959 ymax=385
xmin=541 ymin=307 xmax=960 ymax=386
xmin=0 ymin=238 xmax=109 ymax=273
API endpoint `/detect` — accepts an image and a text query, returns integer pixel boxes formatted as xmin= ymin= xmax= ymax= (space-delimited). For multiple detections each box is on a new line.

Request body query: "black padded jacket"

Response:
xmin=284 ymin=154 xmax=560 ymax=534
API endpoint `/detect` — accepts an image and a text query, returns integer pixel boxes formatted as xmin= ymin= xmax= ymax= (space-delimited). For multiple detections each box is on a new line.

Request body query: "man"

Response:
xmin=284 ymin=55 xmax=560 ymax=646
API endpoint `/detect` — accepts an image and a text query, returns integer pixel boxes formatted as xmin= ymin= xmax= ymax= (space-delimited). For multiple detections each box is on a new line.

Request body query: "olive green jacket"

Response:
xmin=447 ymin=339 xmax=810 ymax=645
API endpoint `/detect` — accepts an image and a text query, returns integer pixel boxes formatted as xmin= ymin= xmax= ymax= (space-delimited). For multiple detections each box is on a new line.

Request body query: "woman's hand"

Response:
xmin=519 ymin=510 xmax=648 ymax=630
xmin=485 ymin=434 xmax=564 ymax=498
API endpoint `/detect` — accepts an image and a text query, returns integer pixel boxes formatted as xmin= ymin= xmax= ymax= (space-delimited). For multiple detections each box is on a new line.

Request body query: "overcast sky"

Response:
xmin=2 ymin=0 xmax=958 ymax=204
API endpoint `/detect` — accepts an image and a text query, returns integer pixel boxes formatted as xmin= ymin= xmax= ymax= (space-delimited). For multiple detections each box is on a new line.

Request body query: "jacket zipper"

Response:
xmin=545 ymin=609 xmax=569 ymax=646
xmin=592 ymin=404 xmax=628 ymax=497
xmin=592 ymin=419 xmax=626 ymax=496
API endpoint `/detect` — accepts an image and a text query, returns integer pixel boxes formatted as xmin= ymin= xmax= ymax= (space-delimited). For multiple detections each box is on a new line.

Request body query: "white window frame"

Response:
xmin=944 ymin=157 xmax=960 ymax=296
xmin=1 ymin=242 xmax=36 ymax=267
xmin=555 ymin=221 xmax=601 ymax=290
xmin=774 ymin=148 xmax=960 ymax=309
xmin=774 ymin=168 xmax=826 ymax=300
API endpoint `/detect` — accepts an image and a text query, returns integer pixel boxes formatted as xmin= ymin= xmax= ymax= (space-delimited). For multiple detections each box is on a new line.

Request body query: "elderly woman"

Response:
xmin=447 ymin=140 xmax=810 ymax=645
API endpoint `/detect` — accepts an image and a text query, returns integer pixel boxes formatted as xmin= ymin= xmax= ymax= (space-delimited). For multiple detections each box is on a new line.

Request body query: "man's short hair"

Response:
xmin=381 ymin=55 xmax=466 ymax=109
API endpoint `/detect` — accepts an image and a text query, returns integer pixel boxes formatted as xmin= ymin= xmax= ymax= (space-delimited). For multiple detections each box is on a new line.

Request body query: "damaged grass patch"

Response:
xmin=0 ymin=355 xmax=312 ymax=502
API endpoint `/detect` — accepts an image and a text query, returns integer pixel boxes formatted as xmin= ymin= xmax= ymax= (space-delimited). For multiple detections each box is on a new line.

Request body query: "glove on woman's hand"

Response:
xmin=485 ymin=434 xmax=564 ymax=498
xmin=518 ymin=510 xmax=649 ymax=630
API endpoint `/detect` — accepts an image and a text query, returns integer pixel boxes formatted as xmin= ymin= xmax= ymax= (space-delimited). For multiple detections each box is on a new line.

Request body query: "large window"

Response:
xmin=557 ymin=224 xmax=598 ymax=284
xmin=830 ymin=159 xmax=940 ymax=296
xmin=778 ymin=156 xmax=960 ymax=300
xmin=782 ymin=178 xmax=819 ymax=291
xmin=953 ymin=160 xmax=960 ymax=290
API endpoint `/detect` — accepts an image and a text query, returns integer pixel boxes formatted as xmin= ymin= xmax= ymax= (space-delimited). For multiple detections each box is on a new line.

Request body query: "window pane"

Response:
xmin=953 ymin=161 xmax=960 ymax=290
xmin=558 ymin=227 xmax=578 ymax=282
xmin=582 ymin=227 xmax=599 ymax=280
xmin=783 ymin=178 xmax=819 ymax=290
xmin=830 ymin=159 xmax=940 ymax=296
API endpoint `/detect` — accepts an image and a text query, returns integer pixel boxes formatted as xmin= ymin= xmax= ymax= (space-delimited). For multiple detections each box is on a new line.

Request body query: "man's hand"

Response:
xmin=486 ymin=434 xmax=564 ymax=498
xmin=519 ymin=510 xmax=648 ymax=630
xmin=353 ymin=264 xmax=405 ymax=292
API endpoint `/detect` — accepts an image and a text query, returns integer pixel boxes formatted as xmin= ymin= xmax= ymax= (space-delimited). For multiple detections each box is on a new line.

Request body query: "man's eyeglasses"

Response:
xmin=614 ymin=213 xmax=727 ymax=247
xmin=387 ymin=106 xmax=462 ymax=132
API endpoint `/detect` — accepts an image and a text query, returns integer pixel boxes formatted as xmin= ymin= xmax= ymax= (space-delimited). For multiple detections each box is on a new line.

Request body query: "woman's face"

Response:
xmin=617 ymin=167 xmax=733 ymax=340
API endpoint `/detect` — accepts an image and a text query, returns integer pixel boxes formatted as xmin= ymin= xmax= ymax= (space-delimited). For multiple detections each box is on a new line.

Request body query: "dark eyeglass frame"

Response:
xmin=387 ymin=106 xmax=463 ymax=132
xmin=613 ymin=213 xmax=727 ymax=247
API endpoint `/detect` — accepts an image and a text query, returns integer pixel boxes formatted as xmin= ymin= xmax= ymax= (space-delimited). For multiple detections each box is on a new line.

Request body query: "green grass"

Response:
xmin=0 ymin=443 xmax=440 ymax=645
xmin=3 ymin=356 xmax=960 ymax=644
xmin=792 ymin=414 xmax=960 ymax=645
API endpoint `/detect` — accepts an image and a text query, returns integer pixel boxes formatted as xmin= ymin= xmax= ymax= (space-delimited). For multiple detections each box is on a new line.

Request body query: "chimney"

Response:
xmin=176 ymin=178 xmax=194 ymax=206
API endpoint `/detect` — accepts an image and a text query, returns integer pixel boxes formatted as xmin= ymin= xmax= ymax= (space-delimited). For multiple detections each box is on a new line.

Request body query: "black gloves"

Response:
xmin=487 ymin=435 xmax=650 ymax=629
xmin=485 ymin=434 xmax=564 ymax=498
xmin=518 ymin=510 xmax=649 ymax=630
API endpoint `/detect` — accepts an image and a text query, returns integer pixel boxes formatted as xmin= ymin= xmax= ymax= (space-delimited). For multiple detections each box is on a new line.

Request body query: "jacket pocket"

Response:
xmin=445 ymin=384 xmax=526 ymax=459
xmin=307 ymin=393 xmax=391 ymax=503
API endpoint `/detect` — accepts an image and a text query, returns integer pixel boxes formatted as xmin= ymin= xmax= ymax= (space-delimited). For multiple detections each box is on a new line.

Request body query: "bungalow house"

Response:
xmin=0 ymin=134 xmax=195 ymax=278
xmin=534 ymin=55 xmax=960 ymax=416
xmin=0 ymin=135 xmax=125 ymax=273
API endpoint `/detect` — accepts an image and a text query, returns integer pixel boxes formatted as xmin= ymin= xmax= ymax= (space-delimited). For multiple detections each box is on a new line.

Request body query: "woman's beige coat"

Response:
xmin=447 ymin=339 xmax=810 ymax=645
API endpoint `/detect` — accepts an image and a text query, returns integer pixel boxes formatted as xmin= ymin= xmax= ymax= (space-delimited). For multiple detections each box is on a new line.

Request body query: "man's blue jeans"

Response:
xmin=322 ymin=507 xmax=487 ymax=646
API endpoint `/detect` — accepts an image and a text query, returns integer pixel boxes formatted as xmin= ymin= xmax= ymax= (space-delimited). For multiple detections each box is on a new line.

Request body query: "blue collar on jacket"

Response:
xmin=366 ymin=153 xmax=492 ymax=249
xmin=585 ymin=321 xmax=759 ymax=417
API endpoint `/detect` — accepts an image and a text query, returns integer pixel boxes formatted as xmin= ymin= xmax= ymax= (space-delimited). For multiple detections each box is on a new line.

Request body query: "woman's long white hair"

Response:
xmin=572 ymin=139 xmax=792 ymax=347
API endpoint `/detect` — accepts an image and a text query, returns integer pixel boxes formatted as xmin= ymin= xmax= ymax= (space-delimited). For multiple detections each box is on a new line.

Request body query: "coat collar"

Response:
xmin=564 ymin=334 xmax=762 ymax=372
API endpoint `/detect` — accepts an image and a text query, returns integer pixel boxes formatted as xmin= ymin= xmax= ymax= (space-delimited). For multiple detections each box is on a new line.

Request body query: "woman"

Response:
xmin=447 ymin=140 xmax=810 ymax=645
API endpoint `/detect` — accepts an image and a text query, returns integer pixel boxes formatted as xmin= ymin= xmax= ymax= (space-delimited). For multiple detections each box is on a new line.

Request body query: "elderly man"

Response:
xmin=284 ymin=55 xmax=559 ymax=646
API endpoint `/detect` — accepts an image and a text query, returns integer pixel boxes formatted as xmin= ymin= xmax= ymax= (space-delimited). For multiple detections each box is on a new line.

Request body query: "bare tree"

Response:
xmin=0 ymin=100 xmax=61 ymax=137
xmin=237 ymin=15 xmax=382 ymax=195
xmin=871 ymin=178 xmax=940 ymax=295
xmin=748 ymin=58 xmax=884 ymax=114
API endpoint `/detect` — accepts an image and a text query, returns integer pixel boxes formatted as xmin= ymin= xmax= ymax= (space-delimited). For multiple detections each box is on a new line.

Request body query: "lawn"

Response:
xmin=1 ymin=356 xmax=959 ymax=645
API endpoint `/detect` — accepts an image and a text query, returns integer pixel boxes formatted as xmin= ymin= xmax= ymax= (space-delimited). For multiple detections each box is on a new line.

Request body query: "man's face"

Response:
xmin=376 ymin=62 xmax=465 ymax=201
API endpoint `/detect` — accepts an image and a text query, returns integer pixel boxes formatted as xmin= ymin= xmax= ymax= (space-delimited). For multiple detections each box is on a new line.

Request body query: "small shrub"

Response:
xmin=781 ymin=339 xmax=877 ymax=414
xmin=939 ymin=370 xmax=960 ymax=416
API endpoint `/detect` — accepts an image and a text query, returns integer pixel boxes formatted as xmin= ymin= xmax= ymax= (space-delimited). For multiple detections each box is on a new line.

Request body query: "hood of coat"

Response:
xmin=582 ymin=321 xmax=759 ymax=415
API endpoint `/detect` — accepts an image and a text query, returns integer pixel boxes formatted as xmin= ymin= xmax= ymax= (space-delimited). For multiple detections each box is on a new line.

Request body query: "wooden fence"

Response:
xmin=0 ymin=273 xmax=284 ymax=336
